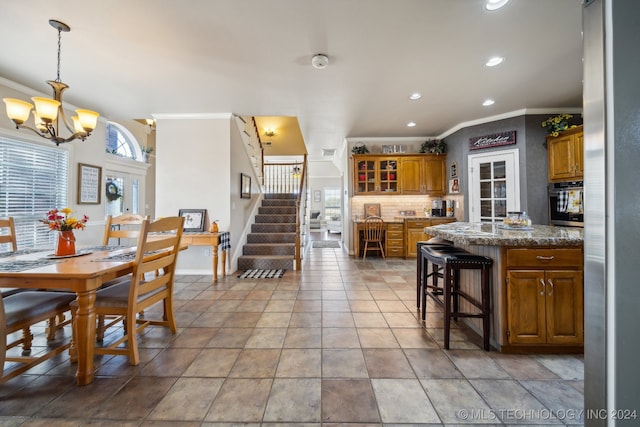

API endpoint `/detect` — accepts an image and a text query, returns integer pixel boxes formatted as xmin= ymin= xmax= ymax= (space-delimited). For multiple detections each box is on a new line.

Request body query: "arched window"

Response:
xmin=106 ymin=122 xmax=143 ymax=161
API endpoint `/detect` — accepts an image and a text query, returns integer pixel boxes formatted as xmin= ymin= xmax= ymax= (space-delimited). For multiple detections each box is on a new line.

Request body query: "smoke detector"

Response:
xmin=311 ymin=54 xmax=329 ymax=69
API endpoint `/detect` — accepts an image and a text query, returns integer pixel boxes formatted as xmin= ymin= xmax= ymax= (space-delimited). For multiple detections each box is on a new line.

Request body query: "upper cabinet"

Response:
xmin=547 ymin=126 xmax=584 ymax=182
xmin=353 ymin=154 xmax=446 ymax=195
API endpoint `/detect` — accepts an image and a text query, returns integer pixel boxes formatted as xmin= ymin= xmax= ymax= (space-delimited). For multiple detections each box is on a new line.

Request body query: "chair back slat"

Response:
xmin=102 ymin=214 xmax=148 ymax=245
xmin=0 ymin=218 xmax=18 ymax=252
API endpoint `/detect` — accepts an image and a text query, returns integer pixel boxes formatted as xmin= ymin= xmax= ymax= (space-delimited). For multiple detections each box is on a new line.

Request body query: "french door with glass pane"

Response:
xmin=468 ymin=149 xmax=520 ymax=223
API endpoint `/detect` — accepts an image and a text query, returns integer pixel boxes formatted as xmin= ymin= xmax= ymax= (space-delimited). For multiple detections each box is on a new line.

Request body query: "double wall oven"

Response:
xmin=548 ymin=180 xmax=584 ymax=227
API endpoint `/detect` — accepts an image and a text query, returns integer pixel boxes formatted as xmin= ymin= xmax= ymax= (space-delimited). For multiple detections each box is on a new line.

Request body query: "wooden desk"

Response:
xmin=180 ymin=231 xmax=230 ymax=282
xmin=0 ymin=247 xmax=137 ymax=385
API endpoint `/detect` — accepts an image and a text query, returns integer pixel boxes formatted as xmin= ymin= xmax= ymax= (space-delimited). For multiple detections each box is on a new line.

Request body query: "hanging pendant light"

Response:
xmin=3 ymin=19 xmax=99 ymax=145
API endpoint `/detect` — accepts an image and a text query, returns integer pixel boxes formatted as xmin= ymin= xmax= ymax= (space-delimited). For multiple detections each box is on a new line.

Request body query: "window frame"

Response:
xmin=0 ymin=132 xmax=70 ymax=250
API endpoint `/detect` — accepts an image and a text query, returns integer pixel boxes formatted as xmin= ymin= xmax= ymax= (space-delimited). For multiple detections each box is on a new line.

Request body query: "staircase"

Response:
xmin=237 ymin=193 xmax=298 ymax=271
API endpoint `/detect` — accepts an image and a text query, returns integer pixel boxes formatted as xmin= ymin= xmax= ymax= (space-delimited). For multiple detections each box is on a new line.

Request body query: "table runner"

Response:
xmin=0 ymin=258 xmax=62 ymax=272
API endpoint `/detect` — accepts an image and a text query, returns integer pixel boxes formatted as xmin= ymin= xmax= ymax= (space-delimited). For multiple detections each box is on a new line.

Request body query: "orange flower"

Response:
xmin=40 ymin=208 xmax=89 ymax=231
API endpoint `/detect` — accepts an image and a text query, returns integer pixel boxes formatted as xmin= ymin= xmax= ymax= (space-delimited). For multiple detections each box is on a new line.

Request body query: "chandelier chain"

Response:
xmin=55 ymin=27 xmax=62 ymax=82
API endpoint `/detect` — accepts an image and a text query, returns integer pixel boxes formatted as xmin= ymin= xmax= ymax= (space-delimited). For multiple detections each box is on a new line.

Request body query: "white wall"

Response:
xmin=155 ymin=114 xmax=232 ymax=275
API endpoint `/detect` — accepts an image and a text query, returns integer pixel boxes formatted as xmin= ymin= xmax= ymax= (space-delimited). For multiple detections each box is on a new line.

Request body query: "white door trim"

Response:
xmin=468 ymin=148 xmax=520 ymax=223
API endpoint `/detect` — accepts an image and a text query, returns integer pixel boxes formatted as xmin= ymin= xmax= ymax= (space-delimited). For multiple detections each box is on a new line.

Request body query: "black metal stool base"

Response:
xmin=419 ymin=245 xmax=493 ymax=351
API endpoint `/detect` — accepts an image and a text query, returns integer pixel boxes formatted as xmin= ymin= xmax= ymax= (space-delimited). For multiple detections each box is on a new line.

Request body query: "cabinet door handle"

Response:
xmin=536 ymin=255 xmax=555 ymax=261
xmin=547 ymin=279 xmax=554 ymax=296
xmin=539 ymin=279 xmax=546 ymax=295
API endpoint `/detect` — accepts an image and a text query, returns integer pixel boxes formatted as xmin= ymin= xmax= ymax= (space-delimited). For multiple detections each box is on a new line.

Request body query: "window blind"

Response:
xmin=0 ymin=137 xmax=69 ymax=250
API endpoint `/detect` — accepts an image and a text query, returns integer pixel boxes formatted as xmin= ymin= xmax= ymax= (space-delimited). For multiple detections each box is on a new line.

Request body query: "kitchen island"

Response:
xmin=423 ymin=222 xmax=584 ymax=353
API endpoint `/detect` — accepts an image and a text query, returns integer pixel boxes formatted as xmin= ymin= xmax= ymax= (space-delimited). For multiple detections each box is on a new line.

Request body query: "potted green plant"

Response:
xmin=419 ymin=139 xmax=446 ymax=154
xmin=141 ymin=145 xmax=154 ymax=162
xmin=351 ymin=144 xmax=369 ymax=154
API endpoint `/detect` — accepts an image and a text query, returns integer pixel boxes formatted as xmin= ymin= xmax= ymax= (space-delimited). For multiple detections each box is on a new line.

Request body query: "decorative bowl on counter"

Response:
xmin=502 ymin=211 xmax=531 ymax=228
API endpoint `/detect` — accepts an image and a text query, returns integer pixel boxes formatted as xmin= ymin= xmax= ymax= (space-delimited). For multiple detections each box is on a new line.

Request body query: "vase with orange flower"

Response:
xmin=40 ymin=208 xmax=89 ymax=256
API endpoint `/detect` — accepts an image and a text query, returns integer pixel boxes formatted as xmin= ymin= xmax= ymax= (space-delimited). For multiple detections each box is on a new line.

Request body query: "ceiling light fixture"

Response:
xmin=485 ymin=0 xmax=510 ymax=11
xmin=311 ymin=54 xmax=329 ymax=69
xmin=3 ymin=20 xmax=99 ymax=146
xmin=407 ymin=121 xmax=417 ymax=127
xmin=264 ymin=128 xmax=276 ymax=137
xmin=482 ymin=99 xmax=495 ymax=106
xmin=409 ymin=92 xmax=422 ymax=100
xmin=485 ymin=56 xmax=505 ymax=67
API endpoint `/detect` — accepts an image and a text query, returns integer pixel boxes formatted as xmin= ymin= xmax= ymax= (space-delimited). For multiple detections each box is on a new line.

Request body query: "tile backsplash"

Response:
xmin=350 ymin=195 xmax=464 ymax=221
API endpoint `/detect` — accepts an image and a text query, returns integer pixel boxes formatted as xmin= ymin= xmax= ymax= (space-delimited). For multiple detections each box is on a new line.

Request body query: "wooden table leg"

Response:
xmin=73 ymin=287 xmax=97 ymax=385
xmin=212 ymin=244 xmax=219 ymax=283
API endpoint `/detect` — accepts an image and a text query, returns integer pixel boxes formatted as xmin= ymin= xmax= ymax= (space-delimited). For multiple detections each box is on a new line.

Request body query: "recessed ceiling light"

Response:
xmin=482 ymin=99 xmax=495 ymax=106
xmin=485 ymin=56 xmax=504 ymax=67
xmin=407 ymin=121 xmax=417 ymax=127
xmin=485 ymin=0 xmax=509 ymax=11
xmin=409 ymin=92 xmax=422 ymax=100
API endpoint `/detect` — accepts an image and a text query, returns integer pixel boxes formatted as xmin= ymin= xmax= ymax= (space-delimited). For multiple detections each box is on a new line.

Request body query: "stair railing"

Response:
xmin=262 ymin=162 xmax=304 ymax=194
xmin=294 ymin=156 xmax=308 ymax=270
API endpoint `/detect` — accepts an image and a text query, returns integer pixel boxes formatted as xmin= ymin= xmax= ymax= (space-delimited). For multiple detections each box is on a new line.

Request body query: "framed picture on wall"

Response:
xmin=178 ymin=209 xmax=207 ymax=232
xmin=240 ymin=173 xmax=251 ymax=199
xmin=77 ymin=163 xmax=102 ymax=204
xmin=313 ymin=190 xmax=321 ymax=202
xmin=364 ymin=203 xmax=381 ymax=218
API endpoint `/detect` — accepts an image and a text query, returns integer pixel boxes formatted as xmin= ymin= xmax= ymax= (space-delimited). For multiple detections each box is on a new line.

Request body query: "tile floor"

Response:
xmin=0 ymin=236 xmax=585 ymax=426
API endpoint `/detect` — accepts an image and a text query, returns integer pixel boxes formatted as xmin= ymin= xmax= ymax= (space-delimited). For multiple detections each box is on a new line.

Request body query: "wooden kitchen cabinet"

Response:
xmin=505 ymin=247 xmax=584 ymax=347
xmin=385 ymin=223 xmax=404 ymax=257
xmin=405 ymin=218 xmax=456 ymax=258
xmin=547 ymin=125 xmax=584 ymax=182
xmin=400 ymin=155 xmax=446 ymax=196
xmin=353 ymin=156 xmax=400 ymax=195
xmin=353 ymin=154 xmax=446 ymax=195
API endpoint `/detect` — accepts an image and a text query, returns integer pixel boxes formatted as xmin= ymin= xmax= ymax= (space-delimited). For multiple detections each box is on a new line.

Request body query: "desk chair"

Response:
xmin=71 ymin=216 xmax=184 ymax=365
xmin=362 ymin=216 xmax=385 ymax=260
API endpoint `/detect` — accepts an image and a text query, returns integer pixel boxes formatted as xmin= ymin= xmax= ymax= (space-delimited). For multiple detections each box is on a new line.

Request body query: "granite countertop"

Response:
xmin=423 ymin=222 xmax=584 ymax=247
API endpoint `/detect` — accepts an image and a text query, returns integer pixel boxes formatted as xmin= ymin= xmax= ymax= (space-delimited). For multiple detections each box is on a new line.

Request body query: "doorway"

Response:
xmin=104 ymin=170 xmax=143 ymax=218
xmin=468 ymin=148 xmax=520 ymax=223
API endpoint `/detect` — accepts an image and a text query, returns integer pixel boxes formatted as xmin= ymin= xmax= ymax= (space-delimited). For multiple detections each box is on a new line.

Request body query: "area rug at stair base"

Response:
xmin=238 ymin=269 xmax=285 ymax=279
xmin=312 ymin=240 xmax=341 ymax=248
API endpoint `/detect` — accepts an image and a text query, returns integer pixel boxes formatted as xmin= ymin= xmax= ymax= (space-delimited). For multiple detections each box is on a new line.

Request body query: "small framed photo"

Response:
xmin=364 ymin=203 xmax=381 ymax=218
xmin=450 ymin=161 xmax=458 ymax=178
xmin=240 ymin=173 xmax=251 ymax=199
xmin=449 ymin=178 xmax=460 ymax=194
xmin=77 ymin=163 xmax=102 ymax=204
xmin=178 ymin=209 xmax=207 ymax=232
xmin=313 ymin=190 xmax=321 ymax=202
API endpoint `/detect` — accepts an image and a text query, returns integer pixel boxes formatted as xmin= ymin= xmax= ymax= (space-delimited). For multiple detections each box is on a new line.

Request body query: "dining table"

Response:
xmin=0 ymin=245 xmax=139 ymax=385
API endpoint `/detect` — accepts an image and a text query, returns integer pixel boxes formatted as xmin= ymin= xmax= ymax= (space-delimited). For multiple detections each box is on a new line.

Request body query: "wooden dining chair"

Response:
xmin=362 ymin=216 xmax=385 ymax=260
xmin=102 ymin=214 xmax=148 ymax=246
xmin=1 ymin=290 xmax=75 ymax=383
xmin=71 ymin=216 xmax=184 ymax=365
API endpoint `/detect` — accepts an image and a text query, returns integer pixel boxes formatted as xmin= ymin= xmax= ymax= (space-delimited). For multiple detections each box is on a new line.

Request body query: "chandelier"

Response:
xmin=3 ymin=20 xmax=99 ymax=145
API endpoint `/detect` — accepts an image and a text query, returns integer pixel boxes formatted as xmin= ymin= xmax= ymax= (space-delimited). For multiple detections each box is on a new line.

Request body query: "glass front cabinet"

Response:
xmin=352 ymin=154 xmax=446 ymax=196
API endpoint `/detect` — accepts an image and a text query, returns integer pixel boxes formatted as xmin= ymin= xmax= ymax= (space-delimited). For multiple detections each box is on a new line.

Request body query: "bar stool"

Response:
xmin=415 ymin=238 xmax=453 ymax=309
xmin=420 ymin=245 xmax=493 ymax=351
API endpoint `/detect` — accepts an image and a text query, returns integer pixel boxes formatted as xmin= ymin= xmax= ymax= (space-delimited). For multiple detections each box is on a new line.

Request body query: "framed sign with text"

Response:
xmin=469 ymin=131 xmax=516 ymax=151
xmin=77 ymin=163 xmax=102 ymax=204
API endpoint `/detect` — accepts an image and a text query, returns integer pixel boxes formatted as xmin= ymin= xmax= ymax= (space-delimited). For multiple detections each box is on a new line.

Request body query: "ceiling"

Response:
xmin=1 ymin=0 xmax=583 ymax=160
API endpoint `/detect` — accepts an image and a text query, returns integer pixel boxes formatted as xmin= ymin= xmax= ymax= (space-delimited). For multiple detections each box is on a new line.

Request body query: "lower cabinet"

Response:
xmin=505 ymin=248 xmax=584 ymax=347
xmin=405 ymin=218 xmax=456 ymax=258
xmin=386 ymin=223 xmax=404 ymax=257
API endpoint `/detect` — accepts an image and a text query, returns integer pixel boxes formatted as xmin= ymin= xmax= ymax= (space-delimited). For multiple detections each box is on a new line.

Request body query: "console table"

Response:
xmin=181 ymin=231 xmax=230 ymax=282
